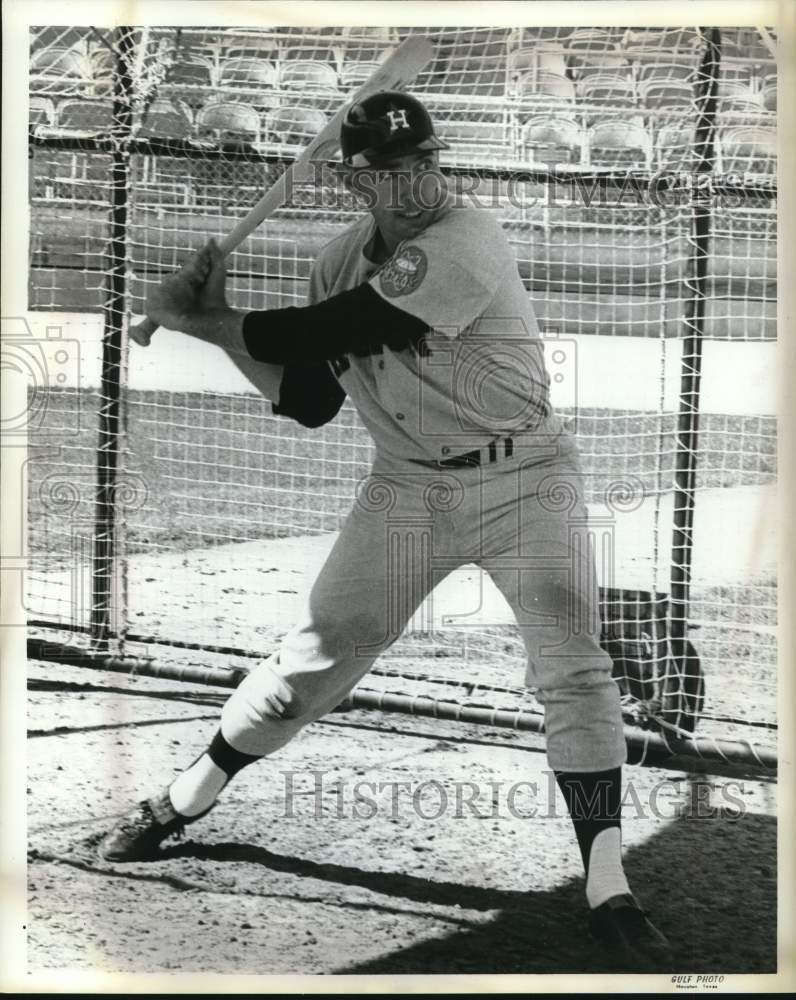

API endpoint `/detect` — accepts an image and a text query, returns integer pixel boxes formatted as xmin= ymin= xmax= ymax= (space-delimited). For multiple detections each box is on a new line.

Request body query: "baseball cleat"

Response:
xmin=588 ymin=893 xmax=673 ymax=970
xmin=98 ymin=788 xmax=210 ymax=862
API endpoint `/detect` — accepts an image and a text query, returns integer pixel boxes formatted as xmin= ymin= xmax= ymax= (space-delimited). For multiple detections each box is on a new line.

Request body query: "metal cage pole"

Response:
xmin=90 ymin=28 xmax=134 ymax=645
xmin=669 ymin=28 xmax=721 ymax=668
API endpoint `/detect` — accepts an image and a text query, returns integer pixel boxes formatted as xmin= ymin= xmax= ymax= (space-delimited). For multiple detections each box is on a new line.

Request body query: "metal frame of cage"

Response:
xmin=26 ymin=27 xmax=777 ymax=778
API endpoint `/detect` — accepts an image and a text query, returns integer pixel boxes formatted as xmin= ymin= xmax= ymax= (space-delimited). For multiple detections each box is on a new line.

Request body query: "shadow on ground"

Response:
xmin=158 ymin=809 xmax=775 ymax=974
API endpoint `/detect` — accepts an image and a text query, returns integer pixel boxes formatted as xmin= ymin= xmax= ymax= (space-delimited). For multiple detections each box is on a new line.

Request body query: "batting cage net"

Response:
xmin=26 ymin=25 xmax=777 ymax=775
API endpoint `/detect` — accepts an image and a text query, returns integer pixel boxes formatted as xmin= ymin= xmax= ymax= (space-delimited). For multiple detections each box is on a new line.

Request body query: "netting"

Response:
xmin=27 ymin=25 xmax=777 ymax=769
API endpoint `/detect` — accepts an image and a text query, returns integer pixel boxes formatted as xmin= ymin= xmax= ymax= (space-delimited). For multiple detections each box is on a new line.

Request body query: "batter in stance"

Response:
xmin=99 ymin=92 xmax=671 ymax=969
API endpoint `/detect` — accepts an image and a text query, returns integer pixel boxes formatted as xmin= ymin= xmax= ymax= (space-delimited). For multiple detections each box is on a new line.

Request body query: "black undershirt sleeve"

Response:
xmin=242 ymin=282 xmax=430 ymax=365
xmin=273 ymin=361 xmax=346 ymax=428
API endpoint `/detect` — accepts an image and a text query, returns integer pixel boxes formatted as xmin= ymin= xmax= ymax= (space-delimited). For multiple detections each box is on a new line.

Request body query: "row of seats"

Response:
xmin=29 ymin=95 xmax=776 ymax=174
xmin=438 ymin=115 xmax=775 ymax=173
xmin=31 ymin=30 xmax=776 ymax=102
xmin=511 ymin=50 xmax=775 ymax=101
xmin=508 ymin=77 xmax=776 ymax=121
xmin=30 ymin=85 xmax=776 ymax=137
xmin=30 ymin=45 xmax=386 ymax=96
xmin=515 ymin=26 xmax=773 ymax=61
xmin=32 ymin=25 xmax=770 ymax=57
xmin=30 ymin=55 xmax=777 ymax=131
xmin=519 ymin=117 xmax=776 ymax=173
xmin=29 ymin=95 xmax=329 ymax=145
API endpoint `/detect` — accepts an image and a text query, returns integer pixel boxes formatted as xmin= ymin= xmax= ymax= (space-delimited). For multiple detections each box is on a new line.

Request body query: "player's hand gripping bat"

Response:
xmin=129 ymin=36 xmax=433 ymax=347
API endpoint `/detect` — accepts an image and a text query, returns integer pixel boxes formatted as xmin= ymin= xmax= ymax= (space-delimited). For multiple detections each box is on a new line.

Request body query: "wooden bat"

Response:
xmin=129 ymin=35 xmax=434 ymax=346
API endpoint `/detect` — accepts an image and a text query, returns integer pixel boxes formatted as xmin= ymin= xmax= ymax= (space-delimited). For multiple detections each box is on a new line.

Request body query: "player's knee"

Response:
xmin=261 ymin=678 xmax=305 ymax=721
xmin=236 ymin=659 xmax=308 ymax=723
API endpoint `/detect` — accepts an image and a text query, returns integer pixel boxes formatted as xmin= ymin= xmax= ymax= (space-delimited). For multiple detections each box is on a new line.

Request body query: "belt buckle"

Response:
xmin=438 ymin=438 xmax=515 ymax=469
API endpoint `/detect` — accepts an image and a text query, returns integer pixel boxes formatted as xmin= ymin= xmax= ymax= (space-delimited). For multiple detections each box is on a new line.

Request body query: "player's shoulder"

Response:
xmin=420 ymin=203 xmax=511 ymax=269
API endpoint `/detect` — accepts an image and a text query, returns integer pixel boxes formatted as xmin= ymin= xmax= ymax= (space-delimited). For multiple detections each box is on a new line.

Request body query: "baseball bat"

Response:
xmin=129 ymin=35 xmax=434 ymax=346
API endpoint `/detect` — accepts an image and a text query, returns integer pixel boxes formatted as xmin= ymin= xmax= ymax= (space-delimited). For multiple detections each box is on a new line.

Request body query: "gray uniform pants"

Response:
xmin=221 ymin=438 xmax=627 ymax=772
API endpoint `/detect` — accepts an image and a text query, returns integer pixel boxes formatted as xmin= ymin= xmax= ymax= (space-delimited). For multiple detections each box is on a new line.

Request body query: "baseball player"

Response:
xmin=98 ymin=92 xmax=671 ymax=969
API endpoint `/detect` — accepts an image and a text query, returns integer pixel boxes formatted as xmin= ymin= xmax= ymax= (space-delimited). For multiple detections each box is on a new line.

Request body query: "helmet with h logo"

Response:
xmin=340 ymin=90 xmax=449 ymax=167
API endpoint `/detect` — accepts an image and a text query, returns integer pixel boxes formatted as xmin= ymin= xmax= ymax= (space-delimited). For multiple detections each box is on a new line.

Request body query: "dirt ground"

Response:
xmin=26 ymin=658 xmax=777 ymax=981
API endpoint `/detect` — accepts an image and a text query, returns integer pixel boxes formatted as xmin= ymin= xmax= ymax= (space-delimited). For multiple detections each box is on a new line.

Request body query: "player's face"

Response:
xmin=351 ymin=151 xmax=447 ymax=247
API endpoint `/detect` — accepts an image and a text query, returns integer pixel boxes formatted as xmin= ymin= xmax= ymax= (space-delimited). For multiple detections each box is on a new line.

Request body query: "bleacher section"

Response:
xmin=29 ymin=25 xmax=778 ymax=205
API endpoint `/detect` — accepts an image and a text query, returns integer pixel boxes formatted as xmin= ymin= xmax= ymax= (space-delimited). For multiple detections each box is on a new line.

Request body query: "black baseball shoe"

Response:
xmin=98 ymin=789 xmax=211 ymax=862
xmin=588 ymin=893 xmax=673 ymax=970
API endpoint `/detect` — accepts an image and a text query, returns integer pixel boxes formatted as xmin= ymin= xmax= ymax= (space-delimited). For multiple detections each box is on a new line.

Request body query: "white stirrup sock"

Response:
xmin=585 ymin=826 xmax=631 ymax=909
xmin=168 ymin=754 xmax=228 ymax=817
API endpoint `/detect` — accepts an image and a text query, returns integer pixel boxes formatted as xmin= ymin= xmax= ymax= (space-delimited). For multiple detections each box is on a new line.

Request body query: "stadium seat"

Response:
xmin=343 ymin=28 xmax=397 ymax=62
xmin=515 ymin=71 xmax=575 ymax=102
xmin=283 ymin=45 xmax=337 ymax=65
xmin=636 ymin=62 xmax=694 ymax=84
xmin=621 ymin=28 xmax=670 ymax=49
xmin=164 ymin=54 xmax=215 ymax=90
xmin=571 ymin=55 xmax=631 ymax=80
xmin=719 ymin=125 xmax=776 ymax=174
xmin=655 ymin=123 xmax=696 ymax=169
xmin=222 ymin=37 xmax=280 ymax=62
xmin=341 ymin=26 xmax=398 ymax=60
xmin=279 ymin=60 xmax=340 ymax=94
xmin=522 ymin=114 xmax=583 ymax=165
xmin=30 ymin=46 xmax=93 ymax=95
xmin=265 ymin=105 xmax=328 ymax=145
xmin=29 ymin=96 xmax=56 ymax=129
xmin=762 ymin=75 xmax=776 ymax=111
xmin=648 ymin=28 xmax=702 ymax=51
xmin=56 ymin=98 xmax=114 ymax=135
xmin=218 ymin=57 xmax=276 ymax=91
xmin=565 ymin=28 xmax=618 ymax=53
xmin=716 ymin=81 xmax=765 ymax=123
xmin=717 ymin=79 xmax=758 ymax=101
xmin=588 ymin=117 xmax=652 ymax=169
xmin=719 ymin=62 xmax=753 ymax=84
xmin=719 ymin=97 xmax=766 ymax=122
xmin=341 ymin=26 xmax=398 ymax=41
xmin=508 ymin=47 xmax=568 ymax=77
xmin=87 ymin=46 xmax=114 ymax=91
xmin=196 ymin=101 xmax=260 ymax=143
xmin=520 ymin=27 xmax=573 ymax=44
xmin=537 ymin=47 xmax=570 ymax=76
xmin=136 ymin=98 xmax=193 ymax=139
xmin=638 ymin=79 xmax=693 ymax=110
xmin=341 ymin=61 xmax=383 ymax=91
xmin=576 ymin=74 xmax=636 ymax=106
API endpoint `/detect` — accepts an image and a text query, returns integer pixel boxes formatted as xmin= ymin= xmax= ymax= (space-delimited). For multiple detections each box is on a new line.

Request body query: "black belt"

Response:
xmin=435 ymin=437 xmax=515 ymax=469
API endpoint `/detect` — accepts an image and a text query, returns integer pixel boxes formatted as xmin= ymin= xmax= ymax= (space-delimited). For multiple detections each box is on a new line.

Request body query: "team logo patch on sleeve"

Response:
xmin=378 ymin=245 xmax=427 ymax=298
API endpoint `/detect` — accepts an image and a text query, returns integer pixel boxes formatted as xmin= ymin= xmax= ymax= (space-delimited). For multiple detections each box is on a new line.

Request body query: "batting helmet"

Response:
xmin=340 ymin=91 xmax=449 ymax=167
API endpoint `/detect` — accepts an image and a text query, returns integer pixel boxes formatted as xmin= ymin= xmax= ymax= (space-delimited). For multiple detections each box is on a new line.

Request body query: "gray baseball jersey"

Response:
xmin=309 ymin=203 xmax=564 ymax=462
xmin=219 ymin=200 xmax=624 ymax=772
